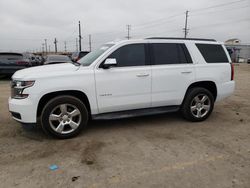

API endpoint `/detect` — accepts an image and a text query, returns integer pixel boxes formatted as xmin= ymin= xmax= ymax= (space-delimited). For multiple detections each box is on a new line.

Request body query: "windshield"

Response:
xmin=78 ymin=44 xmax=114 ymax=66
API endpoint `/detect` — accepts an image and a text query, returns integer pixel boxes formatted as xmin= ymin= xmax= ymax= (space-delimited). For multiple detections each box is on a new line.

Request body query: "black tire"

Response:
xmin=181 ymin=87 xmax=214 ymax=122
xmin=40 ymin=95 xmax=88 ymax=139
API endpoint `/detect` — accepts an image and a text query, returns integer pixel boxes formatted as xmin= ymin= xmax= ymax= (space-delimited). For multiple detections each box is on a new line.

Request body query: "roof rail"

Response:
xmin=146 ymin=37 xmax=216 ymax=42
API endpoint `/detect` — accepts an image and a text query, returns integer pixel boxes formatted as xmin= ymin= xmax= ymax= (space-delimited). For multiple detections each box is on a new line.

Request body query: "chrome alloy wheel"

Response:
xmin=190 ymin=94 xmax=211 ymax=118
xmin=49 ymin=104 xmax=82 ymax=134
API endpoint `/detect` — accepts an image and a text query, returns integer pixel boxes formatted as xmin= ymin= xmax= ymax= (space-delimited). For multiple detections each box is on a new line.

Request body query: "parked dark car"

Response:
xmin=0 ymin=52 xmax=31 ymax=76
xmin=71 ymin=51 xmax=89 ymax=62
xmin=247 ymin=58 xmax=250 ymax=64
xmin=44 ymin=55 xmax=71 ymax=65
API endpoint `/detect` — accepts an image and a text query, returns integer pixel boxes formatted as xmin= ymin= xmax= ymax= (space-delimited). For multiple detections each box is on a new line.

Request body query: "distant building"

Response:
xmin=225 ymin=38 xmax=241 ymax=45
xmin=225 ymin=38 xmax=250 ymax=63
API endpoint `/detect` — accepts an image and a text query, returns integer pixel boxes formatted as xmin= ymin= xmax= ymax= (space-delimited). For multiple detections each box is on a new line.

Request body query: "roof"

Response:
xmin=146 ymin=37 xmax=216 ymax=42
xmin=108 ymin=38 xmax=219 ymax=47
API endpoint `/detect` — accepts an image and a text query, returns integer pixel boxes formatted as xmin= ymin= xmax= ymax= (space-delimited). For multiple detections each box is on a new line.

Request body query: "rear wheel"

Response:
xmin=181 ymin=87 xmax=214 ymax=122
xmin=41 ymin=95 xmax=88 ymax=139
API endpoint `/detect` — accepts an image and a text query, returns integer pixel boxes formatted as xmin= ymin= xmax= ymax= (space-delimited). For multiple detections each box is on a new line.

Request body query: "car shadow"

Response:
xmin=0 ymin=75 xmax=12 ymax=80
xmin=87 ymin=112 xmax=184 ymax=132
xmin=19 ymin=112 xmax=184 ymax=140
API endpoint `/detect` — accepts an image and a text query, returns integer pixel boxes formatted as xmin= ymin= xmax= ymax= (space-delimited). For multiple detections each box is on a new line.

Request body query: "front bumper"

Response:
xmin=8 ymin=97 xmax=37 ymax=123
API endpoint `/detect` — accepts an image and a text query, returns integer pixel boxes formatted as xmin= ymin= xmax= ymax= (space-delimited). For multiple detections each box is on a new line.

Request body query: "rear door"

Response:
xmin=95 ymin=43 xmax=151 ymax=113
xmin=150 ymin=42 xmax=195 ymax=107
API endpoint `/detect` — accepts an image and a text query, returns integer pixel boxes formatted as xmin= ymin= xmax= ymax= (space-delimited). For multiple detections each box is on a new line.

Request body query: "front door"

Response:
xmin=95 ymin=43 xmax=151 ymax=113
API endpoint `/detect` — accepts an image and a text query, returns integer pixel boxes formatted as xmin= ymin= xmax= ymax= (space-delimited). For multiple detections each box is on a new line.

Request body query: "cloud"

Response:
xmin=0 ymin=0 xmax=249 ymax=52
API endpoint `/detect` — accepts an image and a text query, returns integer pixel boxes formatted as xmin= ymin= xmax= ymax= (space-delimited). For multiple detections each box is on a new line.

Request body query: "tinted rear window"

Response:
xmin=151 ymin=43 xmax=192 ymax=65
xmin=196 ymin=44 xmax=229 ymax=63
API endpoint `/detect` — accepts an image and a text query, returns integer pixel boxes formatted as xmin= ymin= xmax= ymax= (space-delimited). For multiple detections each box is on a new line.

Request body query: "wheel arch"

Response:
xmin=183 ymin=81 xmax=217 ymax=103
xmin=37 ymin=90 xmax=91 ymax=119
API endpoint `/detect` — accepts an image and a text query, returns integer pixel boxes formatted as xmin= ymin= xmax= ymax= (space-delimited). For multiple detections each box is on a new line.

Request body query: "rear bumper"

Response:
xmin=217 ymin=81 xmax=235 ymax=101
xmin=8 ymin=97 xmax=37 ymax=123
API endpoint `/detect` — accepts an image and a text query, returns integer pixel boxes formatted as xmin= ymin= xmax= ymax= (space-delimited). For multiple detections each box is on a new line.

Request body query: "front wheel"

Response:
xmin=41 ymin=95 xmax=88 ymax=139
xmin=181 ymin=87 xmax=214 ymax=122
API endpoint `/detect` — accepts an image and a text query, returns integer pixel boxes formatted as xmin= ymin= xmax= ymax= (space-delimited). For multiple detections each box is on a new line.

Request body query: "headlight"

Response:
xmin=11 ymin=80 xmax=35 ymax=99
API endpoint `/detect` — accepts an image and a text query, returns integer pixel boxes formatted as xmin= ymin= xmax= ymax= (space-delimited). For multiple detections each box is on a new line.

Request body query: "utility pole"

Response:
xmin=54 ymin=38 xmax=58 ymax=53
xmin=42 ymin=43 xmax=45 ymax=54
xmin=44 ymin=39 xmax=48 ymax=54
xmin=126 ymin=25 xmax=131 ymax=40
xmin=64 ymin=41 xmax=67 ymax=52
xmin=78 ymin=21 xmax=82 ymax=51
xmin=183 ymin=10 xmax=189 ymax=38
xmin=88 ymin=34 xmax=92 ymax=52
xmin=76 ymin=38 xmax=78 ymax=51
xmin=48 ymin=45 xmax=50 ymax=53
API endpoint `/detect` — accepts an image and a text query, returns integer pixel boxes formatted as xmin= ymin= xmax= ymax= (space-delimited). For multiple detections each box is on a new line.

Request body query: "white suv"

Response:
xmin=9 ymin=38 xmax=235 ymax=138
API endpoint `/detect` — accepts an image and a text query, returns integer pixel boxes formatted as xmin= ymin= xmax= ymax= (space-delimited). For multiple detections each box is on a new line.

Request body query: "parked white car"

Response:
xmin=9 ymin=38 xmax=235 ymax=138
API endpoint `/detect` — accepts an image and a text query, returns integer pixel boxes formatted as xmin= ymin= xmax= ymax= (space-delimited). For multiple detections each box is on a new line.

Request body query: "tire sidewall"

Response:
xmin=41 ymin=96 xmax=88 ymax=139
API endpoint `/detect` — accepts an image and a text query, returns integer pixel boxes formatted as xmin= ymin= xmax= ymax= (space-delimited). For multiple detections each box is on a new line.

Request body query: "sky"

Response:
xmin=0 ymin=0 xmax=249 ymax=52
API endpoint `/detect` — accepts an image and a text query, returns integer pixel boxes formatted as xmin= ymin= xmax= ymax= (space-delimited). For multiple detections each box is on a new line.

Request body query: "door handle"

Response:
xmin=136 ymin=73 xmax=149 ymax=77
xmin=181 ymin=71 xmax=192 ymax=74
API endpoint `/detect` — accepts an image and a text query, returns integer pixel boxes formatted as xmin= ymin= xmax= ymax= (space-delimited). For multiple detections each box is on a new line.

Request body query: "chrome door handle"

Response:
xmin=136 ymin=73 xmax=149 ymax=77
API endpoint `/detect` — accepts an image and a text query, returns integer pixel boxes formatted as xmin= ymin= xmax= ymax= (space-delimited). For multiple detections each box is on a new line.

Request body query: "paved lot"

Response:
xmin=0 ymin=64 xmax=250 ymax=188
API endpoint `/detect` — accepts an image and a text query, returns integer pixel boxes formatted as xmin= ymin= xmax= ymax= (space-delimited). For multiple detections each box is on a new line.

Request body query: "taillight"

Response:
xmin=230 ymin=63 xmax=234 ymax=81
xmin=16 ymin=61 xmax=29 ymax=65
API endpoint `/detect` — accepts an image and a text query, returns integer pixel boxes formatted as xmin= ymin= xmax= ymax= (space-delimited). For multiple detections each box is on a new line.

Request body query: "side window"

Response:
xmin=152 ymin=43 xmax=192 ymax=65
xmin=108 ymin=44 xmax=146 ymax=67
xmin=196 ymin=44 xmax=229 ymax=63
xmin=178 ymin=44 xmax=193 ymax=63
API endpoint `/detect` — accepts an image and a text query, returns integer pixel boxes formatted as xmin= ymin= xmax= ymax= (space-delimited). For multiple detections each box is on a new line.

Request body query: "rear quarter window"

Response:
xmin=196 ymin=44 xmax=229 ymax=63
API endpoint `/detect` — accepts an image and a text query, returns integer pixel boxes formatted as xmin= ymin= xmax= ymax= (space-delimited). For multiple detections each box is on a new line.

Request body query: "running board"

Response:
xmin=92 ymin=106 xmax=180 ymax=120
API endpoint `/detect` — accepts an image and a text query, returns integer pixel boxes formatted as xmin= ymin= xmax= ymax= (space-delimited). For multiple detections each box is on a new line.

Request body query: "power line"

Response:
xmin=125 ymin=0 xmax=248 ymax=32
xmin=191 ymin=0 xmax=247 ymax=13
xmin=191 ymin=18 xmax=250 ymax=30
xmin=132 ymin=0 xmax=248 ymax=31
xmin=134 ymin=13 xmax=184 ymax=28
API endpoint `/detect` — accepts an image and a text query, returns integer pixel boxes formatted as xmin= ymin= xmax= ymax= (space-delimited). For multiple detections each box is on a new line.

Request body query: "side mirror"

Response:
xmin=103 ymin=58 xmax=117 ymax=69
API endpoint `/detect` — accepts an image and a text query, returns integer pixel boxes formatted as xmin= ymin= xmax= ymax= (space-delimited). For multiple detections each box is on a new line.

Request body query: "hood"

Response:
xmin=13 ymin=63 xmax=80 ymax=80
